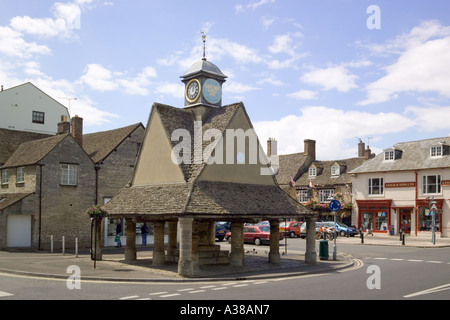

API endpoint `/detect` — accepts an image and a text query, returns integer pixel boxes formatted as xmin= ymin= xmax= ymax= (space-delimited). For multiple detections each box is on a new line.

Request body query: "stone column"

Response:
xmin=153 ymin=221 xmax=165 ymax=266
xmin=269 ymin=220 xmax=280 ymax=264
xmin=207 ymin=221 xmax=215 ymax=245
xmin=167 ymin=221 xmax=177 ymax=259
xmin=125 ymin=218 xmax=136 ymax=261
xmin=305 ymin=216 xmax=317 ymax=265
xmin=192 ymin=220 xmax=200 ymax=274
xmin=178 ymin=217 xmax=193 ymax=277
xmin=230 ymin=222 xmax=244 ymax=267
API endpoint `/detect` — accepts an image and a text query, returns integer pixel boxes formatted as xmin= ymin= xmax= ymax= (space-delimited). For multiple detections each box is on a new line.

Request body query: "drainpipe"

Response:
xmin=414 ymin=170 xmax=418 ymax=236
xmin=95 ymin=163 xmax=100 ymax=205
xmin=38 ymin=164 xmax=44 ymax=250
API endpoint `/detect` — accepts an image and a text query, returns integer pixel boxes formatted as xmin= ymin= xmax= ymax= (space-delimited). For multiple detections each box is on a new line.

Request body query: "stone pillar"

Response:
xmin=125 ymin=218 xmax=136 ymax=261
xmin=153 ymin=221 xmax=165 ymax=266
xmin=269 ymin=220 xmax=280 ymax=264
xmin=178 ymin=217 xmax=194 ymax=277
xmin=167 ymin=221 xmax=177 ymax=258
xmin=192 ymin=220 xmax=200 ymax=274
xmin=305 ymin=216 xmax=317 ymax=265
xmin=207 ymin=221 xmax=215 ymax=245
xmin=230 ymin=222 xmax=244 ymax=267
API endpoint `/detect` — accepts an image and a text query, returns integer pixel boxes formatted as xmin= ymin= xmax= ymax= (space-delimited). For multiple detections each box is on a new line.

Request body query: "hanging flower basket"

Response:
xmin=86 ymin=205 xmax=108 ymax=219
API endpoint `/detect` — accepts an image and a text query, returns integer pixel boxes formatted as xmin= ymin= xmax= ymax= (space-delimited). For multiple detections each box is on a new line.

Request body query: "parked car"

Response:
xmin=323 ymin=221 xmax=358 ymax=237
xmin=299 ymin=221 xmax=324 ymax=238
xmin=226 ymin=225 xmax=284 ymax=245
xmin=216 ymin=221 xmax=231 ymax=231
xmin=215 ymin=223 xmax=227 ymax=241
xmin=280 ymin=221 xmax=301 ymax=237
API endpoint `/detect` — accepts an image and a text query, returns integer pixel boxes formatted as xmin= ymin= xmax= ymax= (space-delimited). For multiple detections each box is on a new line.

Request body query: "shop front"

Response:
xmin=356 ymin=200 xmax=392 ymax=233
xmin=415 ymin=199 xmax=443 ymax=237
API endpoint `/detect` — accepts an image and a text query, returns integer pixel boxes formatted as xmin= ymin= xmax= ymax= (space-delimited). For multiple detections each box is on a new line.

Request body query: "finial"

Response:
xmin=201 ymin=32 xmax=206 ymax=60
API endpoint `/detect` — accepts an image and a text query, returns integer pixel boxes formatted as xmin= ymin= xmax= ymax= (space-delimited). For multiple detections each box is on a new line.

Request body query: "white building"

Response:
xmin=350 ymin=137 xmax=450 ymax=238
xmin=0 ymin=82 xmax=70 ymax=134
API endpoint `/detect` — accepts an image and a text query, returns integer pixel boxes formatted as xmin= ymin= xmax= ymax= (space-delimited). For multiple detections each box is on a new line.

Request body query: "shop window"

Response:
xmin=319 ymin=189 xmax=334 ymax=202
xmin=418 ymin=207 xmax=440 ymax=232
xmin=298 ymin=190 xmax=311 ymax=203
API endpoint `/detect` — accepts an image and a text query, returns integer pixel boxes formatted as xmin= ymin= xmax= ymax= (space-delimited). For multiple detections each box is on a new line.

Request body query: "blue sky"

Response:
xmin=1 ymin=0 xmax=450 ymax=160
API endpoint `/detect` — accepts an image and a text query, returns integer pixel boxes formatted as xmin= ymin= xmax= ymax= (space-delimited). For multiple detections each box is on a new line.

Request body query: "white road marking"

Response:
xmin=404 ymin=283 xmax=450 ymax=298
xmin=0 ymin=291 xmax=13 ymax=298
xmin=119 ymin=295 xmax=139 ymax=300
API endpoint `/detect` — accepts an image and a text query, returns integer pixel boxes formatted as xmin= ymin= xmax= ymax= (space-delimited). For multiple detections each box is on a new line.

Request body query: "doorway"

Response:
xmin=399 ymin=209 xmax=412 ymax=234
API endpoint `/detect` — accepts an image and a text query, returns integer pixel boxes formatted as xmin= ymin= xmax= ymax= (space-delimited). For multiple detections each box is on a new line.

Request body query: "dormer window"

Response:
xmin=384 ymin=150 xmax=394 ymax=161
xmin=430 ymin=145 xmax=443 ymax=157
xmin=331 ymin=165 xmax=340 ymax=176
xmin=309 ymin=167 xmax=316 ymax=178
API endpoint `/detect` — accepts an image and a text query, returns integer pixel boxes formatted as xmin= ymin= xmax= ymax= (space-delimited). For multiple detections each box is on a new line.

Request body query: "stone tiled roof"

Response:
xmin=297 ymin=157 xmax=365 ymax=187
xmin=155 ymin=102 xmax=241 ymax=183
xmin=83 ymin=123 xmax=144 ymax=163
xmin=1 ymin=133 xmax=69 ymax=169
xmin=350 ymin=137 xmax=450 ymax=174
xmin=276 ymin=152 xmax=312 ymax=185
xmin=104 ymin=181 xmax=312 ymax=219
xmin=0 ymin=129 xmax=51 ymax=165
xmin=0 ymin=193 xmax=34 ymax=211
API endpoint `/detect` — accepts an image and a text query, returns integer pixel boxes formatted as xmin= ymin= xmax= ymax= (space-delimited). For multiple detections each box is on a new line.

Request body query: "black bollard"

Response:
xmin=360 ymin=228 xmax=364 ymax=244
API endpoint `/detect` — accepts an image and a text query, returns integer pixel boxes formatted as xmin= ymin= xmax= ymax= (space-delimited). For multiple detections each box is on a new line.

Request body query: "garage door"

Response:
xmin=7 ymin=215 xmax=31 ymax=247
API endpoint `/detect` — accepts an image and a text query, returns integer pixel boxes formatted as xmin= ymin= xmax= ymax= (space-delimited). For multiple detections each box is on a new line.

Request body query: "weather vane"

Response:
xmin=201 ymin=32 xmax=207 ymax=60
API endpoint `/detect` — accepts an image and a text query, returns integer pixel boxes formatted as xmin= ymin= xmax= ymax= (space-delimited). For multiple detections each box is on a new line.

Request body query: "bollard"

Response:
xmin=402 ymin=233 xmax=405 ymax=246
xmin=50 ymin=235 xmax=54 ymax=253
xmin=75 ymin=237 xmax=78 ymax=258
xmin=62 ymin=236 xmax=65 ymax=255
xmin=360 ymin=229 xmax=364 ymax=244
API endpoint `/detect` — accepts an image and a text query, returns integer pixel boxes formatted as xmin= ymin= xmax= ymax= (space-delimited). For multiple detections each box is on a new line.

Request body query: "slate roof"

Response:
xmin=0 ymin=128 xmax=51 ymax=165
xmin=1 ymin=133 xmax=69 ymax=169
xmin=350 ymin=137 xmax=450 ymax=174
xmin=104 ymin=102 xmax=313 ymax=219
xmin=83 ymin=123 xmax=144 ymax=163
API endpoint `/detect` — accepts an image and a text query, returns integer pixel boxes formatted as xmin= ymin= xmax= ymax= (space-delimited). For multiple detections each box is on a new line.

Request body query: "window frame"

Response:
xmin=60 ymin=164 xmax=78 ymax=186
xmin=430 ymin=145 xmax=443 ymax=157
xmin=319 ymin=189 xmax=334 ymax=203
xmin=32 ymin=111 xmax=45 ymax=124
xmin=422 ymin=174 xmax=441 ymax=195
xmin=368 ymin=177 xmax=384 ymax=196
xmin=16 ymin=167 xmax=25 ymax=184
xmin=308 ymin=167 xmax=316 ymax=178
xmin=1 ymin=169 xmax=8 ymax=185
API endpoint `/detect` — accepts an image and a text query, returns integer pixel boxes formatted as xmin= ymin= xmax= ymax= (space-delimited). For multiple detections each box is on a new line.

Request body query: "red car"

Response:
xmin=226 ymin=225 xmax=284 ymax=246
xmin=279 ymin=221 xmax=301 ymax=238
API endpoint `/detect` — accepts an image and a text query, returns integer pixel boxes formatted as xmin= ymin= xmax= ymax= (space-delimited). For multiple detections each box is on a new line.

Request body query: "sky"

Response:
xmin=1 ymin=0 xmax=450 ymax=160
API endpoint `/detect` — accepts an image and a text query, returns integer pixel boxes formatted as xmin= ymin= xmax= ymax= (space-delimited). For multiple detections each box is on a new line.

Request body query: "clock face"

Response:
xmin=202 ymin=79 xmax=222 ymax=104
xmin=186 ymin=79 xmax=201 ymax=103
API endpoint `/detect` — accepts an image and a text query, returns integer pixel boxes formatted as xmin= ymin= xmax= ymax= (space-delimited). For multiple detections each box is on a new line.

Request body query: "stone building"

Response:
xmin=0 ymin=113 xmax=145 ymax=250
xmin=104 ymin=57 xmax=317 ymax=278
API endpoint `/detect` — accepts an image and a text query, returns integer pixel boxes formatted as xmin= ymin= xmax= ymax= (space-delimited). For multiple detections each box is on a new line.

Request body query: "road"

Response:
xmin=1 ymin=239 xmax=449 ymax=303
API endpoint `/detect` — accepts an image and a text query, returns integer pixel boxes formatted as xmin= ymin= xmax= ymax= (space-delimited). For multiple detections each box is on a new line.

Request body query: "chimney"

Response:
xmin=358 ymin=139 xmax=365 ymax=157
xmin=71 ymin=115 xmax=83 ymax=147
xmin=57 ymin=115 xmax=70 ymax=134
xmin=364 ymin=146 xmax=372 ymax=160
xmin=267 ymin=138 xmax=277 ymax=157
xmin=304 ymin=139 xmax=316 ymax=161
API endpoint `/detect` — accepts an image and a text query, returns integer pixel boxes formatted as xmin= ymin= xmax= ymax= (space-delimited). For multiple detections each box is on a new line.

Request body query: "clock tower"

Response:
xmin=181 ymin=36 xmax=227 ymax=108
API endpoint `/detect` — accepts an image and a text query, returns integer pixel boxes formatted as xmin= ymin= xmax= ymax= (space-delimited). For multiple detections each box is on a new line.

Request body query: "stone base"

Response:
xmin=169 ymin=245 xmax=230 ymax=265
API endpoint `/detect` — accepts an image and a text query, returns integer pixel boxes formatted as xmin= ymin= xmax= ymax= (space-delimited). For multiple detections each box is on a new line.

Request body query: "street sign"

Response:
xmin=430 ymin=203 xmax=438 ymax=212
xmin=329 ymin=200 xmax=341 ymax=212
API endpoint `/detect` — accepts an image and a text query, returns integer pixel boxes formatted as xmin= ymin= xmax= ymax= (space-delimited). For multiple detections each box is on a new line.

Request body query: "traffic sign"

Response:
xmin=329 ymin=200 xmax=341 ymax=212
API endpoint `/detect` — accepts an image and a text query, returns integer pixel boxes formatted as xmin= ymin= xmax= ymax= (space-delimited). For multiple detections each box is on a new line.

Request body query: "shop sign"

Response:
xmin=385 ymin=182 xmax=415 ymax=188
xmin=441 ymin=180 xmax=450 ymax=186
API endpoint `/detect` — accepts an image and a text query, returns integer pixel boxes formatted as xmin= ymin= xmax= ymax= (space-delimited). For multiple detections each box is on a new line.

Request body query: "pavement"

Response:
xmin=0 ymin=234 xmax=449 ymax=283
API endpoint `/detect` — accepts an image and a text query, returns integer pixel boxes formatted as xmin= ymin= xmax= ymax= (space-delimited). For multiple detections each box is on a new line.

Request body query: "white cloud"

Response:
xmin=359 ymin=21 xmax=450 ymax=105
xmin=80 ymin=64 xmax=157 ymax=95
xmin=301 ymin=66 xmax=358 ymax=92
xmin=154 ymin=82 xmax=184 ymax=99
xmin=0 ymin=26 xmax=51 ymax=58
xmin=224 ymin=81 xmax=259 ymax=94
xmin=288 ymin=90 xmax=318 ymax=100
xmin=253 ymin=106 xmax=415 ymax=159
xmin=405 ymin=105 xmax=450 ymax=132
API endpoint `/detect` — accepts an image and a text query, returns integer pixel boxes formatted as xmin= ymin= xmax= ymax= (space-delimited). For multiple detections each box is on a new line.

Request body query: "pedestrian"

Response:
xmin=115 ymin=219 xmax=122 ymax=247
xmin=141 ymin=222 xmax=149 ymax=246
